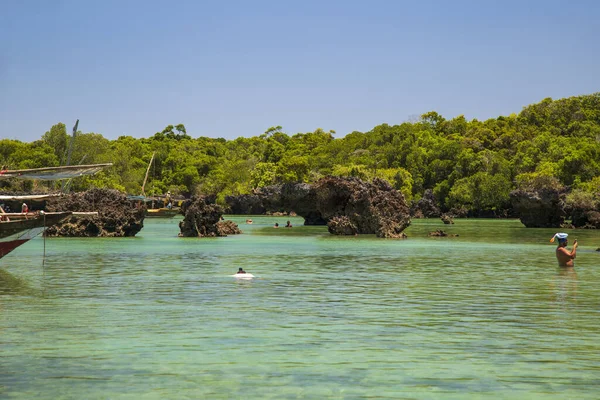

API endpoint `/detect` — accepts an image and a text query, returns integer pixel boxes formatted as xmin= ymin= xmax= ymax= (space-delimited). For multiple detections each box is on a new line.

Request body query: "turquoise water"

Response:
xmin=1 ymin=217 xmax=600 ymax=399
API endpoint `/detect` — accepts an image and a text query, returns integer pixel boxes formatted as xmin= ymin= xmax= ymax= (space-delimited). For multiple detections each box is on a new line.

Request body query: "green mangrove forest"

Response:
xmin=1 ymin=93 xmax=599 ymax=217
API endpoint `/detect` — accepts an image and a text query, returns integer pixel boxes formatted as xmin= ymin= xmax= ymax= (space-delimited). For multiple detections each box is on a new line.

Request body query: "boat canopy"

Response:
xmin=126 ymin=194 xmax=174 ymax=202
xmin=127 ymin=195 xmax=148 ymax=201
xmin=0 ymin=194 xmax=61 ymax=201
xmin=0 ymin=164 xmax=113 ymax=180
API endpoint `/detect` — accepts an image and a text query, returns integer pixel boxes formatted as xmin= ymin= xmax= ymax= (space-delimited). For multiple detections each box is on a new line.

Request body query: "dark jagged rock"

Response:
xmin=412 ymin=209 xmax=424 ymax=219
xmin=411 ymin=189 xmax=440 ymax=218
xmin=449 ymin=206 xmax=469 ymax=218
xmin=580 ymin=211 xmax=600 ymax=229
xmin=568 ymin=193 xmax=600 ymax=229
xmin=570 ymin=209 xmax=600 ymax=229
xmin=510 ymin=187 xmax=566 ymax=228
xmin=313 ymin=177 xmax=411 ymax=238
xmin=225 ymin=177 xmax=411 ymax=237
xmin=266 ymin=211 xmax=288 ymax=216
xmin=327 ymin=216 xmax=358 ymax=235
xmin=44 ymin=188 xmax=145 ymax=237
xmin=441 ymin=214 xmax=454 ymax=224
xmin=279 ymin=182 xmax=318 ymax=220
xmin=179 ymin=196 xmax=241 ymax=237
xmin=429 ymin=229 xmax=458 ymax=237
xmin=225 ymin=194 xmax=265 ymax=215
xmin=302 ymin=211 xmax=327 ymax=225
xmin=216 ymin=220 xmax=243 ymax=236
xmin=253 ymin=182 xmax=327 ymax=224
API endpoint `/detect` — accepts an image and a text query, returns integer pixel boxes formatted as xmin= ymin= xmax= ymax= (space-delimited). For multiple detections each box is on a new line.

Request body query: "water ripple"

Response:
xmin=1 ymin=218 xmax=599 ymax=398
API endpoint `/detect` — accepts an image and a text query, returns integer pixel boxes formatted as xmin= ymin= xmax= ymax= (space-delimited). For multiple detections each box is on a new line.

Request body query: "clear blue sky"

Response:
xmin=1 ymin=0 xmax=599 ymax=142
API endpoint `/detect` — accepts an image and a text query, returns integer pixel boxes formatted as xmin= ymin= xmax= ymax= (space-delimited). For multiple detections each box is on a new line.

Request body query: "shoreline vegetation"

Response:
xmin=1 ymin=93 xmax=599 ymax=229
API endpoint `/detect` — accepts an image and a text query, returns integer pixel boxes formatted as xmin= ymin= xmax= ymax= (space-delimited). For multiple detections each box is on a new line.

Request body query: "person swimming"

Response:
xmin=237 ymin=268 xmax=247 ymax=274
xmin=551 ymin=232 xmax=578 ymax=267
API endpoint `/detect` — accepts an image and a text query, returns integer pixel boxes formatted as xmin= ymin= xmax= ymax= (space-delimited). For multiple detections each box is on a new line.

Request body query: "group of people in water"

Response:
xmin=234 ymin=231 xmax=583 ymax=276
xmin=274 ymin=221 xmax=292 ymax=228
xmin=235 ymin=219 xmax=293 ymax=275
xmin=245 ymin=219 xmax=293 ymax=228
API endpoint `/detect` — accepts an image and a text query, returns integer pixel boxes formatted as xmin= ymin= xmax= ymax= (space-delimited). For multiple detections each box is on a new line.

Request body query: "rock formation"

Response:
xmin=229 ymin=177 xmax=411 ymax=238
xmin=251 ymin=182 xmax=327 ymax=225
xmin=411 ymin=189 xmax=441 ymax=218
xmin=448 ymin=206 xmax=469 ymax=218
xmin=510 ymin=187 xmax=566 ymax=228
xmin=44 ymin=188 xmax=145 ymax=237
xmin=571 ymin=210 xmax=600 ymax=229
xmin=567 ymin=192 xmax=600 ymax=229
xmin=441 ymin=214 xmax=454 ymax=224
xmin=428 ymin=229 xmax=458 ymax=237
xmin=224 ymin=177 xmax=411 ymax=237
xmin=179 ymin=196 xmax=241 ymax=237
xmin=224 ymin=194 xmax=265 ymax=215
xmin=327 ymin=215 xmax=358 ymax=235
xmin=216 ymin=220 xmax=243 ymax=236
xmin=315 ymin=177 xmax=411 ymax=238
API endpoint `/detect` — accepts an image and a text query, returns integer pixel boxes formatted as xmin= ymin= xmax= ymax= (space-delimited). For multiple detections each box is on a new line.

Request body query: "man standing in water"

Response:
xmin=551 ymin=233 xmax=578 ymax=267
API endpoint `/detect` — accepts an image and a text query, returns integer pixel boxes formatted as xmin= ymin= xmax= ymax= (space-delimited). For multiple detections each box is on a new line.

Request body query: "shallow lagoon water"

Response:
xmin=1 ymin=217 xmax=599 ymax=399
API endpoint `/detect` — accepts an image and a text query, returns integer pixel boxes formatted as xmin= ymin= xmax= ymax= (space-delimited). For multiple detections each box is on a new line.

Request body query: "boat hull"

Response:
xmin=145 ymin=208 xmax=180 ymax=218
xmin=0 ymin=212 xmax=71 ymax=260
xmin=0 ymin=233 xmax=42 ymax=258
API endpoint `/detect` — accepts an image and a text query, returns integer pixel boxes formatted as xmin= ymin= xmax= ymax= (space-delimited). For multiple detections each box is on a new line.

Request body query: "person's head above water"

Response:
xmin=550 ymin=232 xmax=568 ymax=245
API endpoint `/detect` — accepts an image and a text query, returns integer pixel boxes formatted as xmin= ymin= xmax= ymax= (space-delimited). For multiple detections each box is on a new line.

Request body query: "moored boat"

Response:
xmin=0 ymin=212 xmax=73 ymax=259
xmin=145 ymin=208 xmax=180 ymax=218
xmin=0 ymin=162 xmax=113 ymax=260
xmin=127 ymin=195 xmax=181 ymax=218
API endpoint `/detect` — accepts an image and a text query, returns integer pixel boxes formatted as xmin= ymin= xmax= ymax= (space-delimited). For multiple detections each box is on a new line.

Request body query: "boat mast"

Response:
xmin=61 ymin=119 xmax=79 ymax=193
xmin=141 ymin=152 xmax=155 ymax=197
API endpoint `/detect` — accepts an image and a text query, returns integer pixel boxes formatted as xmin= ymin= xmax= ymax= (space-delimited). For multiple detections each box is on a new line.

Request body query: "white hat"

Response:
xmin=550 ymin=232 xmax=568 ymax=243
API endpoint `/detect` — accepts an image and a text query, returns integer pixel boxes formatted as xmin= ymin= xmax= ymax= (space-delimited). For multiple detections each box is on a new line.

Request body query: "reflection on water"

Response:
xmin=1 ymin=218 xmax=600 ymax=399
xmin=551 ymin=267 xmax=578 ymax=305
xmin=0 ymin=268 xmax=37 ymax=297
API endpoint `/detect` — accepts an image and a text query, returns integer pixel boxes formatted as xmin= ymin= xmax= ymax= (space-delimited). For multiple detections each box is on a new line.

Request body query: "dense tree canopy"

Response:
xmin=1 ymin=93 xmax=599 ymax=215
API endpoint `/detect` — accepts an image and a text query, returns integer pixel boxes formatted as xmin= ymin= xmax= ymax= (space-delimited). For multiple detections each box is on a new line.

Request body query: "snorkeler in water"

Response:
xmin=551 ymin=233 xmax=578 ymax=267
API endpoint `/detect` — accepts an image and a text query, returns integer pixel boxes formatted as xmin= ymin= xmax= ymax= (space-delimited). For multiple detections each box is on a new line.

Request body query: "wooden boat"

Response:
xmin=0 ymin=212 xmax=73 ymax=259
xmin=145 ymin=207 xmax=180 ymax=218
xmin=136 ymin=153 xmax=181 ymax=218
xmin=127 ymin=195 xmax=180 ymax=218
xmin=0 ymin=162 xmax=112 ymax=260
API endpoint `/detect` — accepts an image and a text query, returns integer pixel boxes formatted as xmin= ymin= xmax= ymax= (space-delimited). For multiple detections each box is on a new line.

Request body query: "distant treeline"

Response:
xmin=1 ymin=93 xmax=599 ymax=216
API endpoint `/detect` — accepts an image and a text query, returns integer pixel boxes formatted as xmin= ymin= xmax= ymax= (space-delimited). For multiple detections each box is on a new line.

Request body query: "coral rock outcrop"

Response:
xmin=510 ymin=187 xmax=566 ymax=228
xmin=411 ymin=189 xmax=441 ymax=218
xmin=179 ymin=196 xmax=241 ymax=237
xmin=45 ymin=188 xmax=145 ymax=237
xmin=441 ymin=214 xmax=454 ymax=224
xmin=233 ymin=177 xmax=411 ymax=238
